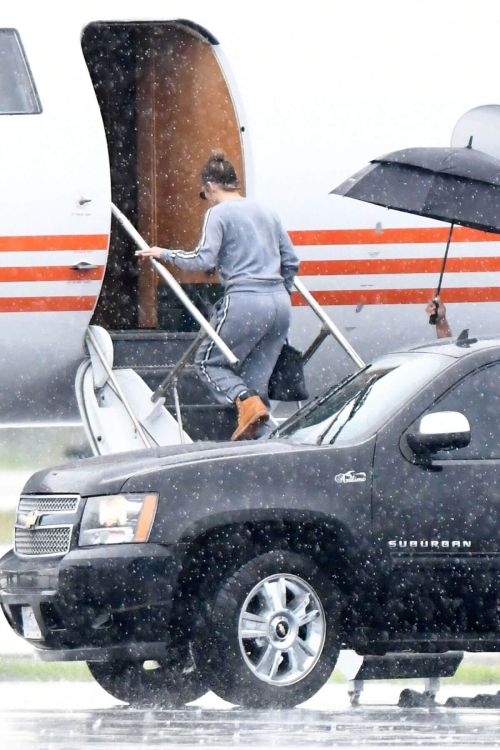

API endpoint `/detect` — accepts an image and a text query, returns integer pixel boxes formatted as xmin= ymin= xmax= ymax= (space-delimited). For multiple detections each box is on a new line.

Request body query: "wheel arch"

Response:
xmin=174 ymin=511 xmax=362 ymax=600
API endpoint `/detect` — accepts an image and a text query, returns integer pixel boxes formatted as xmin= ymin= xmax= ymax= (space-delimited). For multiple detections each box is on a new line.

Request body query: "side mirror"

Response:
xmin=407 ymin=411 xmax=471 ymax=456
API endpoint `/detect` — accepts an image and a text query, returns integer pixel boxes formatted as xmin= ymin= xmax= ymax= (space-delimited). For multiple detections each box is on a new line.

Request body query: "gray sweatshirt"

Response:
xmin=160 ymin=198 xmax=299 ymax=293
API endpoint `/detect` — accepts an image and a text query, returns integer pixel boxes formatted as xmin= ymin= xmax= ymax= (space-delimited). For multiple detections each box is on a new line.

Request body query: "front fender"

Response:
xmin=123 ymin=439 xmax=376 ymax=548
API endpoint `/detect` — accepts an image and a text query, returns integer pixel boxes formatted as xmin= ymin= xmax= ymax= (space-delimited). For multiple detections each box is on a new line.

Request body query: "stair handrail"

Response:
xmin=111 ymin=203 xmax=239 ymax=367
xmin=292 ymin=277 xmax=365 ymax=369
xmin=151 ymin=330 xmax=205 ymax=403
xmin=112 ymin=201 xmax=364 ymax=381
xmin=86 ymin=327 xmax=153 ymax=449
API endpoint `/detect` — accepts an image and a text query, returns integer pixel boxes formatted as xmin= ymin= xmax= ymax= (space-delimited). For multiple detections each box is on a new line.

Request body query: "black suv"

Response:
xmin=0 ymin=338 xmax=499 ymax=708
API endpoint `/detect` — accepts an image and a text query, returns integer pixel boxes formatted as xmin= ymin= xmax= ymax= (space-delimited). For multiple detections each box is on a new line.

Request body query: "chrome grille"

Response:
xmin=15 ymin=526 xmax=72 ymax=557
xmin=15 ymin=494 xmax=80 ymax=557
xmin=18 ymin=495 xmax=80 ymax=513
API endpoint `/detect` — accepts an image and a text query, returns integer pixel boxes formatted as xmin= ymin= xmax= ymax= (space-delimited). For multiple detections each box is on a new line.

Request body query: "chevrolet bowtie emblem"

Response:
xmin=24 ymin=510 xmax=40 ymax=529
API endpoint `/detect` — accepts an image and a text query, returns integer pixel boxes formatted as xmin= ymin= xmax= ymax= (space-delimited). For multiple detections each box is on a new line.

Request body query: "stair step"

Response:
xmin=125 ymin=364 xmax=218 ymax=405
xmin=171 ymin=404 xmax=235 ymax=442
xmin=111 ymin=330 xmax=199 ymax=367
xmin=108 ymin=329 xmax=236 ymax=441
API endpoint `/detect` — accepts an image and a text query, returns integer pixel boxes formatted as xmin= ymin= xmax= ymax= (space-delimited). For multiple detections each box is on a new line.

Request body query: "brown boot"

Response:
xmin=231 ymin=395 xmax=269 ymax=441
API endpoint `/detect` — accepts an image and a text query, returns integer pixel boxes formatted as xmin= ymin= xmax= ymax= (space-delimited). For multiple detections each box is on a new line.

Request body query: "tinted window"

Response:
xmin=276 ymin=352 xmax=449 ymax=446
xmin=425 ymin=362 xmax=500 ymax=459
xmin=0 ymin=29 xmax=41 ymax=114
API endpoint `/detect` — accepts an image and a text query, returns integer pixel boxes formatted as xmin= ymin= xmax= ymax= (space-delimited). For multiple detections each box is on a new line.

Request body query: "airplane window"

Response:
xmin=0 ymin=29 xmax=41 ymax=114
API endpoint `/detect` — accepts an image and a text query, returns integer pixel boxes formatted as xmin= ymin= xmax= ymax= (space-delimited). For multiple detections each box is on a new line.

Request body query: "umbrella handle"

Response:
xmin=429 ymin=223 xmax=455 ymax=326
xmin=428 ymin=298 xmax=438 ymax=325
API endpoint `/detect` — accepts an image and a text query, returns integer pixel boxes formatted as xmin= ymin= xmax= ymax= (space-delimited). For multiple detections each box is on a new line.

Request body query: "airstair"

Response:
xmin=76 ymin=204 xmax=365 ymax=456
xmin=109 ymin=329 xmax=237 ymax=441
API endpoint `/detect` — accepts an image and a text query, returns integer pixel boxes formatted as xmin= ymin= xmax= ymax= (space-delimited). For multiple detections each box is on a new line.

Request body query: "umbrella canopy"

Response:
xmin=331 ymin=146 xmax=500 ymax=234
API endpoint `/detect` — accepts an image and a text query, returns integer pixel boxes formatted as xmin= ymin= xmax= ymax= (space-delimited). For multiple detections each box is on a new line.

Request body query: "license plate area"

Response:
xmin=21 ymin=606 xmax=42 ymax=639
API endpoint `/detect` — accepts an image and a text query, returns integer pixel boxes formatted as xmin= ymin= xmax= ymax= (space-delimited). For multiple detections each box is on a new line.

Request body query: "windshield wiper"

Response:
xmin=270 ymin=366 xmax=370 ymax=439
xmin=315 ymin=373 xmax=380 ymax=445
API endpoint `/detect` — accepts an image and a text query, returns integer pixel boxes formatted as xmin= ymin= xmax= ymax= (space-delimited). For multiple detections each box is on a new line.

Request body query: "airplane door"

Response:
xmin=82 ymin=21 xmax=245 ymax=332
xmin=0 ymin=25 xmax=110 ymax=422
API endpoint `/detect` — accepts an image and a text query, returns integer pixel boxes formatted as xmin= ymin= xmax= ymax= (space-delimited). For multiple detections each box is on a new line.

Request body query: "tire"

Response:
xmin=202 ymin=550 xmax=340 ymax=708
xmin=87 ymin=648 xmax=207 ymax=707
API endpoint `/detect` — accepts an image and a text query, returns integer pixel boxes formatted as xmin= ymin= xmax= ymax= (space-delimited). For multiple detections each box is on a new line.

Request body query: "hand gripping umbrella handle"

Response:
xmin=429 ymin=299 xmax=439 ymax=326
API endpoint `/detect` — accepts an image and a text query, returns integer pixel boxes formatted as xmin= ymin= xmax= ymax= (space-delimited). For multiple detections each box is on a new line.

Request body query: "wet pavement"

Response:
xmin=3 ymin=704 xmax=500 ymax=750
xmin=0 ymin=680 xmax=499 ymax=749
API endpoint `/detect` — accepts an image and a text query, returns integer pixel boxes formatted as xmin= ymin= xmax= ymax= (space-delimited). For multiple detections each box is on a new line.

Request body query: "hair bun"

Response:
xmin=201 ymin=150 xmax=239 ymax=188
xmin=211 ymin=149 xmax=226 ymax=162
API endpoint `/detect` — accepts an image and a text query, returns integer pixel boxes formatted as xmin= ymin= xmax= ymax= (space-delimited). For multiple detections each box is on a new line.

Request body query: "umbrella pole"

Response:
xmin=429 ymin=222 xmax=454 ymax=325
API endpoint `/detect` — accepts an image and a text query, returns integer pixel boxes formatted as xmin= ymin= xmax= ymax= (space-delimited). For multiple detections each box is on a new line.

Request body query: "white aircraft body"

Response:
xmin=2 ymin=0 xmax=500 ymax=433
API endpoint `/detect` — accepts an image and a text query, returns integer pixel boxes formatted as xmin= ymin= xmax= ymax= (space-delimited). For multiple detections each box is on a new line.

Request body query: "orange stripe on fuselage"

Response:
xmin=289 ymin=227 xmax=500 ymax=246
xmin=0 ymin=266 xmax=105 ymax=282
xmin=289 ymin=227 xmax=500 ymax=305
xmin=292 ymin=288 xmax=500 ymax=306
xmin=0 ymin=297 xmax=96 ymax=312
xmin=0 ymin=235 xmax=106 ymax=310
xmin=0 ymin=235 xmax=109 ymax=252
xmin=299 ymin=257 xmax=500 ymax=275
xmin=1 ymin=230 xmax=500 ymax=311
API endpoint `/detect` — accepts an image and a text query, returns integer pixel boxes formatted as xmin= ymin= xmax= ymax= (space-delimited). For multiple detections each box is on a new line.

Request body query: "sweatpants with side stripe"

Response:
xmin=195 ymin=289 xmax=291 ymax=404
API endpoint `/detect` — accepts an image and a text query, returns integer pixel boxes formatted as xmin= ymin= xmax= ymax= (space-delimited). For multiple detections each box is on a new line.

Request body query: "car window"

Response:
xmin=0 ymin=29 xmax=41 ymax=114
xmin=276 ymin=352 xmax=449 ymax=446
xmin=423 ymin=362 xmax=500 ymax=460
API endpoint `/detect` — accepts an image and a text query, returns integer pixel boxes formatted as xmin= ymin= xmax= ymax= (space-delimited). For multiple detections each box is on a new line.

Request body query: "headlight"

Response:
xmin=79 ymin=493 xmax=158 ymax=546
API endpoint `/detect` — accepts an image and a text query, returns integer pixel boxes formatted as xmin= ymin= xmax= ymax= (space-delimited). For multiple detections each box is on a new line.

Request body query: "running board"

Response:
xmin=338 ymin=651 xmax=463 ymax=707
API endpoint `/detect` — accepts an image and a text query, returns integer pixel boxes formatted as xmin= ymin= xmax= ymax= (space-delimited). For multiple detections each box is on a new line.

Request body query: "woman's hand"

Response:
xmin=425 ymin=296 xmax=447 ymax=321
xmin=426 ymin=296 xmax=452 ymax=338
xmin=135 ymin=246 xmax=164 ymax=259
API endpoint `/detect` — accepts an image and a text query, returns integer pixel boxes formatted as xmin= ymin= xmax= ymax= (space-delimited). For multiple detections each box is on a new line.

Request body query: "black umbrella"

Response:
xmin=331 ymin=143 xmax=500 ymax=323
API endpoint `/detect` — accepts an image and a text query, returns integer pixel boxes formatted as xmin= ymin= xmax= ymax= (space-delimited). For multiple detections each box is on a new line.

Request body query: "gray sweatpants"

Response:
xmin=195 ymin=288 xmax=291 ymax=404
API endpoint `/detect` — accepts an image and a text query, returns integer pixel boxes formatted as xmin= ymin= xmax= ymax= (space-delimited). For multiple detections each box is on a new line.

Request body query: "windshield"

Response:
xmin=275 ymin=352 xmax=449 ymax=446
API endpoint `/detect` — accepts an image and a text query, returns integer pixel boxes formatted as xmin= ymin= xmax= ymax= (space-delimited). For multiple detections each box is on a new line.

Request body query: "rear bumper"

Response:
xmin=0 ymin=543 xmax=180 ymax=658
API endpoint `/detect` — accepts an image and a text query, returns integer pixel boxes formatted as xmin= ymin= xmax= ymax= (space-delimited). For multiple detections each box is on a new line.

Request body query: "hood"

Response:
xmin=22 ymin=439 xmax=299 ymax=496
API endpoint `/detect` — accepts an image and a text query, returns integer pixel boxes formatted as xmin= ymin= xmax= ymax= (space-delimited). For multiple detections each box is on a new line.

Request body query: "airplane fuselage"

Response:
xmin=2 ymin=0 xmax=500 ymax=427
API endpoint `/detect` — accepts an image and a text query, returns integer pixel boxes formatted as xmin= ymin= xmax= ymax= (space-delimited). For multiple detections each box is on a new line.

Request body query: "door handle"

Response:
xmin=70 ymin=261 xmax=99 ymax=271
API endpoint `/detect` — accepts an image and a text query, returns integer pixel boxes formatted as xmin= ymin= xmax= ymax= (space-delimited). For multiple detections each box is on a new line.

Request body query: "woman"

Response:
xmin=136 ymin=151 xmax=299 ymax=440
